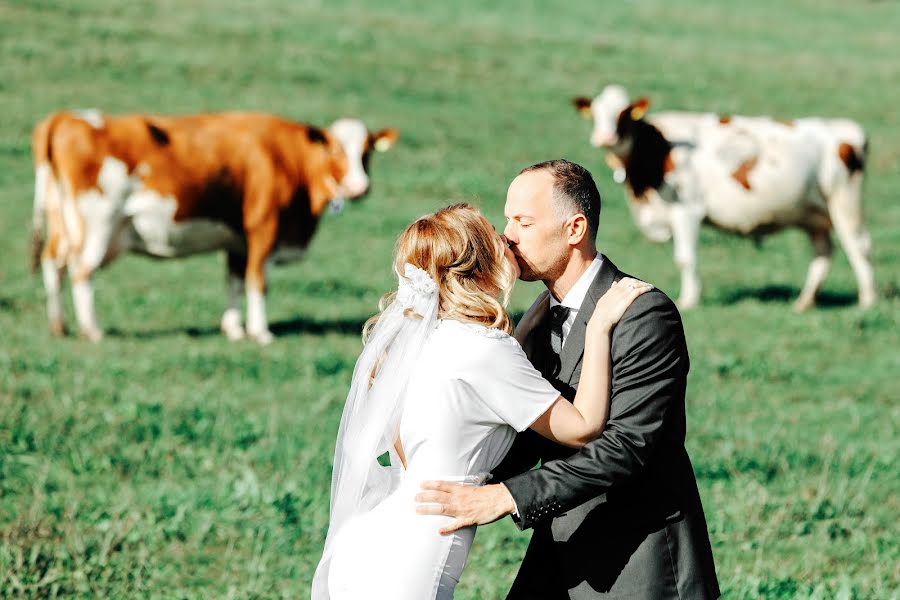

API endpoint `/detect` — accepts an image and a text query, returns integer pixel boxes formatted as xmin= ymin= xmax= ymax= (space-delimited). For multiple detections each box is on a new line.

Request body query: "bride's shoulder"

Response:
xmin=438 ymin=319 xmax=516 ymax=344
xmin=435 ymin=320 xmax=526 ymax=375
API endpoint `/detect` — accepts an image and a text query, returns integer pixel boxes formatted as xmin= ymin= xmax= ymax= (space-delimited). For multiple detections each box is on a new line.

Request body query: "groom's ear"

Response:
xmin=566 ymin=213 xmax=589 ymax=246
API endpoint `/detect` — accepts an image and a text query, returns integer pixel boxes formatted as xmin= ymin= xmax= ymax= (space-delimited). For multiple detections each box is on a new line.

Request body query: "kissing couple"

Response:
xmin=312 ymin=160 xmax=720 ymax=599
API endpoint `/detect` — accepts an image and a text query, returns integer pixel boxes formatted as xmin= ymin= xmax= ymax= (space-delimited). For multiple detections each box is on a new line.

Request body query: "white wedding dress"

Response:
xmin=325 ymin=319 xmax=560 ymax=599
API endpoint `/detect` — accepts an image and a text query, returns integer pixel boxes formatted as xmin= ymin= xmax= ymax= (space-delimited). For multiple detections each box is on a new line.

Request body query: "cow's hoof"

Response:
xmin=80 ymin=328 xmax=104 ymax=342
xmin=793 ymin=297 xmax=814 ymax=313
xmin=49 ymin=320 xmax=67 ymax=337
xmin=221 ymin=311 xmax=246 ymax=341
xmin=249 ymin=329 xmax=275 ymax=345
xmin=223 ymin=326 xmax=246 ymax=341
xmin=859 ymin=294 xmax=877 ymax=309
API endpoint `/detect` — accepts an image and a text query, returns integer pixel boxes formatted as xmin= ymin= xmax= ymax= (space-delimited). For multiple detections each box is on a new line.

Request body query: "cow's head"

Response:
xmin=572 ymin=84 xmax=631 ymax=148
xmin=328 ymin=118 xmax=399 ymax=200
xmin=610 ymin=97 xmax=651 ymax=156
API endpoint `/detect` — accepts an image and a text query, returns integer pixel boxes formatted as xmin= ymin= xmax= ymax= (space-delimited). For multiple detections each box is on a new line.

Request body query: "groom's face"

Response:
xmin=503 ymin=170 xmax=570 ymax=282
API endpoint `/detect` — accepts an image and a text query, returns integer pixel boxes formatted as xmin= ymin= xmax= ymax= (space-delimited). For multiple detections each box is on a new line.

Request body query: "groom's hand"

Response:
xmin=415 ymin=482 xmax=517 ymax=534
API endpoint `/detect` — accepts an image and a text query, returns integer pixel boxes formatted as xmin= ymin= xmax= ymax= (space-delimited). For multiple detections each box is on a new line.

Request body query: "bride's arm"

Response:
xmin=529 ymin=278 xmax=651 ymax=448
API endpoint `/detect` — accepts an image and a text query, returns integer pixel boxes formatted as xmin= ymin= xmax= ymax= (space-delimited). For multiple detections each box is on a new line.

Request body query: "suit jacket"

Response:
xmin=495 ymin=255 xmax=720 ymax=599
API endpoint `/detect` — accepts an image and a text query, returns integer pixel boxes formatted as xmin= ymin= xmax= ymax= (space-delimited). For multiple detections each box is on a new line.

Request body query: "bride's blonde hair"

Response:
xmin=363 ymin=203 xmax=516 ymax=341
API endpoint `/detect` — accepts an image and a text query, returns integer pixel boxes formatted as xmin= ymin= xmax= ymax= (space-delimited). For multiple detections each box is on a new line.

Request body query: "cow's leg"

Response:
xmin=670 ymin=207 xmax=702 ymax=309
xmin=221 ymin=252 xmax=247 ymax=341
xmin=244 ymin=220 xmax=278 ymax=345
xmin=70 ymin=270 xmax=102 ymax=342
xmin=794 ymin=228 xmax=833 ymax=312
xmin=67 ymin=158 xmax=134 ymax=341
xmin=71 ymin=236 xmax=129 ymax=342
xmin=39 ymin=176 xmax=69 ymax=336
xmin=828 ymin=176 xmax=876 ymax=308
xmin=70 ymin=226 xmax=111 ymax=343
xmin=41 ymin=255 xmax=67 ymax=336
xmin=68 ymin=202 xmax=125 ymax=341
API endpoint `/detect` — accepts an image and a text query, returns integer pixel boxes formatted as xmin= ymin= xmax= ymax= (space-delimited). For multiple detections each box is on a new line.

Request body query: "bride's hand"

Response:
xmin=588 ymin=277 xmax=653 ymax=334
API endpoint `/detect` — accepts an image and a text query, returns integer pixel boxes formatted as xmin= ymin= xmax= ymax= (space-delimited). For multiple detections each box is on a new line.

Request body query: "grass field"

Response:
xmin=1 ymin=0 xmax=899 ymax=598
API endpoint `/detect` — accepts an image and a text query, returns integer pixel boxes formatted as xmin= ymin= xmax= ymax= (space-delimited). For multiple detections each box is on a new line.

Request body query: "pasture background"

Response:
xmin=1 ymin=0 xmax=898 ymax=597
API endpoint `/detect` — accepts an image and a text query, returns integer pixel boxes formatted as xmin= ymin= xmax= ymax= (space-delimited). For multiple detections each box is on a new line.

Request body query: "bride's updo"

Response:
xmin=364 ymin=203 xmax=516 ymax=340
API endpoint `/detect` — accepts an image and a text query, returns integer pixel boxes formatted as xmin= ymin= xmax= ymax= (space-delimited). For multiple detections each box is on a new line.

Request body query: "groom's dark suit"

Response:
xmin=495 ymin=256 xmax=719 ymax=599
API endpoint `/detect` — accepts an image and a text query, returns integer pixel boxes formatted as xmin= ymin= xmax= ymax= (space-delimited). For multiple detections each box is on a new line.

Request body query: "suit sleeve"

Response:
xmin=501 ymin=290 xmax=689 ymax=529
xmin=491 ymin=427 xmax=545 ymax=482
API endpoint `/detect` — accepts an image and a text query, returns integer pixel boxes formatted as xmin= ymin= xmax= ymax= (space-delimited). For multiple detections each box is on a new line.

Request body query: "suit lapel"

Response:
xmin=558 ymin=255 xmax=621 ymax=383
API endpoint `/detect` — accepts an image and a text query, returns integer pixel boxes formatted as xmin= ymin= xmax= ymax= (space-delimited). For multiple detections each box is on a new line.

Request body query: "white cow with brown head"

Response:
xmin=573 ymin=86 xmax=875 ymax=311
xmin=31 ymin=110 xmax=398 ymax=343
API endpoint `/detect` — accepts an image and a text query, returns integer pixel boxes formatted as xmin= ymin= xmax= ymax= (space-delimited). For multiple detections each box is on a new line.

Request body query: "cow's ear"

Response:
xmin=572 ymin=97 xmax=593 ymax=119
xmin=372 ymin=128 xmax=399 ymax=152
xmin=630 ymin=97 xmax=650 ymax=121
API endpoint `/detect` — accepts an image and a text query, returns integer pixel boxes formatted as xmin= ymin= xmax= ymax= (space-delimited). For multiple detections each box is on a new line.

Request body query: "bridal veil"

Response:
xmin=311 ymin=263 xmax=440 ymax=599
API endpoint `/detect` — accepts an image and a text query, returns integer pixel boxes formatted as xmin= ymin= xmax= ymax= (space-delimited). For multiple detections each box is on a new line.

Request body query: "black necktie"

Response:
xmin=549 ymin=305 xmax=571 ymax=355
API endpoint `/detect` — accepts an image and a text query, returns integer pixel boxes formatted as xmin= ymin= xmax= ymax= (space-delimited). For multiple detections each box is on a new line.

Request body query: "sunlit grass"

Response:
xmin=1 ymin=0 xmax=898 ymax=597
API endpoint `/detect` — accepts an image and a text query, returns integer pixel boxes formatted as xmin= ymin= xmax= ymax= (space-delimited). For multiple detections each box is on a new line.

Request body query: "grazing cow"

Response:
xmin=31 ymin=110 xmax=398 ymax=343
xmin=573 ymin=86 xmax=875 ymax=310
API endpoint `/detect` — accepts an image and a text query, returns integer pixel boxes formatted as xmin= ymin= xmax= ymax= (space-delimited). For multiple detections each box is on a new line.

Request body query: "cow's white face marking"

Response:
xmin=123 ymin=187 xmax=243 ymax=258
xmin=74 ymin=109 xmax=105 ymax=129
xmin=329 ymin=118 xmax=370 ymax=198
xmin=590 ymin=85 xmax=630 ymax=147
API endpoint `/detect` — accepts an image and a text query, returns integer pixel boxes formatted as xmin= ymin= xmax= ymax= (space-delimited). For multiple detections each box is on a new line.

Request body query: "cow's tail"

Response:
xmin=30 ymin=115 xmax=57 ymax=273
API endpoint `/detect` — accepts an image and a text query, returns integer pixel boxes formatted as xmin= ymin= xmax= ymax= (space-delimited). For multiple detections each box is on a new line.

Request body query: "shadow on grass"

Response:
xmin=719 ymin=285 xmax=857 ymax=308
xmin=269 ymin=317 xmax=369 ymax=336
xmin=104 ymin=316 xmax=370 ymax=340
xmin=103 ymin=309 xmax=532 ymax=340
xmin=103 ymin=325 xmax=219 ymax=339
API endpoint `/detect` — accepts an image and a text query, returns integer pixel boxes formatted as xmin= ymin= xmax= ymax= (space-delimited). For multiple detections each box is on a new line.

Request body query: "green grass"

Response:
xmin=1 ymin=0 xmax=899 ymax=597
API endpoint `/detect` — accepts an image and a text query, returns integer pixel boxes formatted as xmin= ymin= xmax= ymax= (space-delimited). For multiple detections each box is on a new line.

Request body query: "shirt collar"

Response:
xmin=549 ymin=255 xmax=604 ymax=312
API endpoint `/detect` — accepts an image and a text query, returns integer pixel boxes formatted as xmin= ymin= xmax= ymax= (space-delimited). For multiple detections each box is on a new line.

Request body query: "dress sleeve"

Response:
xmin=466 ymin=338 xmax=561 ymax=432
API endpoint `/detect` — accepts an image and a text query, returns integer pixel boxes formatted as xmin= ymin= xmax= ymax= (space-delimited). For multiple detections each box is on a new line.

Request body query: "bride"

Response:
xmin=312 ymin=203 xmax=651 ymax=599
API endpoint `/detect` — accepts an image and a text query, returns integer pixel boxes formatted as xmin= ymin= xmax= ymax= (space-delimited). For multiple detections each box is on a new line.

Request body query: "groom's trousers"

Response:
xmin=506 ymin=527 xmax=568 ymax=599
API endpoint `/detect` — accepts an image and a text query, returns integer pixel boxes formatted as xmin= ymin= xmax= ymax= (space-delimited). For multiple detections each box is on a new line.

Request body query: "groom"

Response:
xmin=417 ymin=160 xmax=720 ymax=598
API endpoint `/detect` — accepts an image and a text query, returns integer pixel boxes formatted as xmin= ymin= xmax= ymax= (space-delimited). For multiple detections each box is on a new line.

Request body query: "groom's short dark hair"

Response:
xmin=520 ymin=159 xmax=602 ymax=242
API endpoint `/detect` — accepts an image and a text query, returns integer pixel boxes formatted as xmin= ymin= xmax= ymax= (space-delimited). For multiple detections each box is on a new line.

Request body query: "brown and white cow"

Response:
xmin=31 ymin=110 xmax=398 ymax=343
xmin=573 ymin=86 xmax=875 ymax=311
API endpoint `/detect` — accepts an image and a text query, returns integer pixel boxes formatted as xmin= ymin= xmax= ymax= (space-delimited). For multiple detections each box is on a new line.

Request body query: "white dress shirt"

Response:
xmin=548 ymin=255 xmax=604 ymax=350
